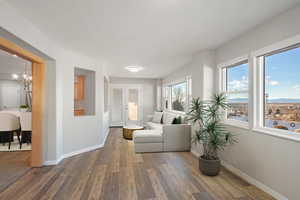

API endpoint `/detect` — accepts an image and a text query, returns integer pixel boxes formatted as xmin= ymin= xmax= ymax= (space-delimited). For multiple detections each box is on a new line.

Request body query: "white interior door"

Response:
xmin=125 ymin=87 xmax=141 ymax=126
xmin=110 ymin=84 xmax=143 ymax=126
xmin=110 ymin=87 xmax=124 ymax=126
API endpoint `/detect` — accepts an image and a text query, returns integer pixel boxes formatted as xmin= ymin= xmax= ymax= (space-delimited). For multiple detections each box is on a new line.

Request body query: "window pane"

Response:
xmin=128 ymin=89 xmax=138 ymax=121
xmin=171 ymin=82 xmax=186 ymax=112
xmin=264 ymin=46 xmax=300 ymax=132
xmin=163 ymin=87 xmax=169 ymax=110
xmin=227 ymin=93 xmax=248 ymax=122
xmin=227 ymin=63 xmax=248 ymax=92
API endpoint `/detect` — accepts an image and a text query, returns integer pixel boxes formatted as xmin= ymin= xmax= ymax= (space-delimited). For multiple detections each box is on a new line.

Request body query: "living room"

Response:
xmin=0 ymin=0 xmax=300 ymax=200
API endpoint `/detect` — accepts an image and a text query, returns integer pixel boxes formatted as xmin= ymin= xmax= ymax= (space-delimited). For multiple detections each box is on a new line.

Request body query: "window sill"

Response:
xmin=222 ymin=119 xmax=249 ymax=130
xmin=252 ymin=127 xmax=300 ymax=143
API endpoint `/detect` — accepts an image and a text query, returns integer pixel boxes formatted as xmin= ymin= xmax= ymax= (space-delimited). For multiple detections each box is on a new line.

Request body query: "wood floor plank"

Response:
xmin=0 ymin=128 xmax=275 ymax=200
xmin=147 ymin=168 xmax=169 ymax=200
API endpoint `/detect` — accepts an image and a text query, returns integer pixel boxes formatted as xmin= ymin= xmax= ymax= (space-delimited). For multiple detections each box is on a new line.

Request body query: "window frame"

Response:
xmin=253 ymin=42 xmax=300 ymax=138
xmin=218 ymin=56 xmax=250 ymax=128
xmin=163 ymin=76 xmax=191 ymax=114
xmin=217 ymin=34 xmax=300 ymax=142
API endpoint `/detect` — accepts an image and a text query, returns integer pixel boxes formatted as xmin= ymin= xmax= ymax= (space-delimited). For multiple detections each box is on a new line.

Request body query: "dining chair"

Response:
xmin=19 ymin=112 xmax=32 ymax=149
xmin=0 ymin=113 xmax=20 ymax=149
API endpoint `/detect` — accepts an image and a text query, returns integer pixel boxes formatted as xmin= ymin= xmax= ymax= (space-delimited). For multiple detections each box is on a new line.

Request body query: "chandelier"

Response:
xmin=11 ymin=63 xmax=32 ymax=110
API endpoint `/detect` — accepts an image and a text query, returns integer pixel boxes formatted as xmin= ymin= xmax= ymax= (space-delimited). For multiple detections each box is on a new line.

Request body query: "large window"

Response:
xmin=163 ymin=77 xmax=191 ymax=113
xmin=218 ymin=38 xmax=300 ymax=139
xmin=171 ymin=82 xmax=187 ymax=112
xmin=222 ymin=61 xmax=249 ymax=122
xmin=261 ymin=45 xmax=300 ymax=133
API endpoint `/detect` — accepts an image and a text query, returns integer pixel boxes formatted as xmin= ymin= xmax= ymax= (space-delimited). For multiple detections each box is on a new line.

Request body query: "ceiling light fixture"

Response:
xmin=12 ymin=73 xmax=19 ymax=80
xmin=125 ymin=66 xmax=144 ymax=73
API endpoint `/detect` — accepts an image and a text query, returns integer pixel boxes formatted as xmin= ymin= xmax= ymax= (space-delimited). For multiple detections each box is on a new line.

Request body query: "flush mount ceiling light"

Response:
xmin=125 ymin=66 xmax=144 ymax=73
xmin=12 ymin=73 xmax=19 ymax=80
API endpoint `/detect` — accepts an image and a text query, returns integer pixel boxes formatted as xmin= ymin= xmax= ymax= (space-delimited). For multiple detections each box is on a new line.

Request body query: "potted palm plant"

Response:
xmin=187 ymin=93 xmax=236 ymax=176
xmin=20 ymin=104 xmax=29 ymax=112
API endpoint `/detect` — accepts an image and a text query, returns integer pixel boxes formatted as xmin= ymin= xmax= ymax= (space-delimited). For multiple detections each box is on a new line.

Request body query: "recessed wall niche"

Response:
xmin=74 ymin=67 xmax=95 ymax=116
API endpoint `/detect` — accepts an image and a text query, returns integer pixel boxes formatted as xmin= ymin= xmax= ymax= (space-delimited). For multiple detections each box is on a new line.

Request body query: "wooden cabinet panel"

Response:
xmin=74 ymin=75 xmax=85 ymax=100
xmin=74 ymin=109 xmax=85 ymax=116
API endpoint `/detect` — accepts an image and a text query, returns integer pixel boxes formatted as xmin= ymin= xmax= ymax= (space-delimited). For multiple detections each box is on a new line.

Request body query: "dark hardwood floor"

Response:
xmin=0 ymin=128 xmax=274 ymax=200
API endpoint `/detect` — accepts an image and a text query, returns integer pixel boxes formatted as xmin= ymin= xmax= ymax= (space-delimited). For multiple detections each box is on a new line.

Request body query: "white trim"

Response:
xmin=44 ymin=144 xmax=103 ymax=166
xmin=221 ymin=161 xmax=288 ymax=200
xmin=217 ymin=54 xmax=249 ymax=69
xmin=217 ymin=55 xmax=250 ymax=126
xmin=251 ymin=35 xmax=300 ymax=142
xmin=191 ymin=150 xmax=288 ymax=200
xmin=44 ymin=129 xmax=110 ymax=166
xmin=44 ymin=158 xmax=63 ymax=166
xmin=62 ymin=143 xmax=103 ymax=159
xmin=222 ymin=120 xmax=249 ymax=130
xmin=252 ymin=127 xmax=300 ymax=143
xmin=102 ymin=128 xmax=110 ymax=146
xmin=252 ymin=34 xmax=300 ymax=57
xmin=162 ymin=77 xmax=187 ymax=86
xmin=163 ymin=77 xmax=190 ymax=113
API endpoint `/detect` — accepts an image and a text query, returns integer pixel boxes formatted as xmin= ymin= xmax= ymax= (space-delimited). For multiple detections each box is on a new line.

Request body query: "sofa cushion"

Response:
xmin=133 ymin=130 xmax=163 ymax=143
xmin=146 ymin=122 xmax=163 ymax=130
xmin=152 ymin=112 xmax=163 ymax=123
xmin=163 ymin=112 xmax=177 ymax=124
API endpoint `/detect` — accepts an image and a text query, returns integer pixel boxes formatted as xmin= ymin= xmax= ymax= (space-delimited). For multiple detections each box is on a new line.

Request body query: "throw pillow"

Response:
xmin=172 ymin=116 xmax=182 ymax=124
xmin=164 ymin=113 xmax=176 ymax=124
xmin=152 ymin=112 xmax=163 ymax=123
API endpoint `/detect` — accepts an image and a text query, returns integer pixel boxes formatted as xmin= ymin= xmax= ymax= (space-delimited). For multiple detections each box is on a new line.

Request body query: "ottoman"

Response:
xmin=133 ymin=130 xmax=163 ymax=153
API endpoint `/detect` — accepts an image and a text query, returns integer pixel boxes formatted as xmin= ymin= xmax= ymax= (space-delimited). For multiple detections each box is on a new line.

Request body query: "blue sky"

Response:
xmin=265 ymin=47 xmax=300 ymax=99
xmin=227 ymin=47 xmax=300 ymax=100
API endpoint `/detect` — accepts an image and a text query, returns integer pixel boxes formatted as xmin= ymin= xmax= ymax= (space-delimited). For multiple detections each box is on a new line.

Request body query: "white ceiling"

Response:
xmin=6 ymin=0 xmax=300 ymax=78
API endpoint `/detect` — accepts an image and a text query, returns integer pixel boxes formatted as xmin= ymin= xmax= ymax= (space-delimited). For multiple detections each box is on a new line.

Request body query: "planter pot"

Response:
xmin=199 ymin=156 xmax=221 ymax=176
xmin=20 ymin=108 xmax=28 ymax=112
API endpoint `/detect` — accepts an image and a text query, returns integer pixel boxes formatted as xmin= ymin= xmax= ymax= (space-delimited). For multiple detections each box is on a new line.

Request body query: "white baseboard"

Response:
xmin=102 ymin=128 xmax=110 ymax=146
xmin=190 ymin=151 xmax=287 ymax=200
xmin=44 ymin=129 xmax=110 ymax=166
xmin=221 ymin=161 xmax=287 ymax=200
xmin=62 ymin=143 xmax=104 ymax=159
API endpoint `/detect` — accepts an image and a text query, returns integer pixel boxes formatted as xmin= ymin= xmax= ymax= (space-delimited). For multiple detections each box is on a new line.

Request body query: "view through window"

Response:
xmin=171 ymin=82 xmax=187 ymax=112
xmin=263 ymin=45 xmax=300 ymax=133
xmin=224 ymin=62 xmax=249 ymax=122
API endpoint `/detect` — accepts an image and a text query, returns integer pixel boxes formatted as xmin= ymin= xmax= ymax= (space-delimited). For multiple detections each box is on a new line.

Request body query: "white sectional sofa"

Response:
xmin=133 ymin=111 xmax=191 ymax=153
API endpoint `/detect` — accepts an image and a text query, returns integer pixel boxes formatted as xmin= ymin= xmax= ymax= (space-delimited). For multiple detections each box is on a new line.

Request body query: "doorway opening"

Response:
xmin=110 ymin=84 xmax=143 ymax=127
xmin=0 ymin=37 xmax=45 ymax=176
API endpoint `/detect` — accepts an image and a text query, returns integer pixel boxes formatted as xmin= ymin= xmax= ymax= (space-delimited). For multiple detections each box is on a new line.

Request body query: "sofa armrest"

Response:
xmin=162 ymin=124 xmax=191 ymax=151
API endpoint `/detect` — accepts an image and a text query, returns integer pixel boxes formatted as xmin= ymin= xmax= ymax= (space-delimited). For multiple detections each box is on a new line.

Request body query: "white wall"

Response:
xmin=215 ymin=5 xmax=300 ymax=200
xmin=0 ymin=80 xmax=25 ymax=109
xmin=110 ymin=77 xmax=157 ymax=123
xmin=163 ymin=49 xmax=215 ymax=156
xmin=0 ymin=2 xmax=108 ymax=163
xmin=163 ymin=50 xmax=215 ymax=101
